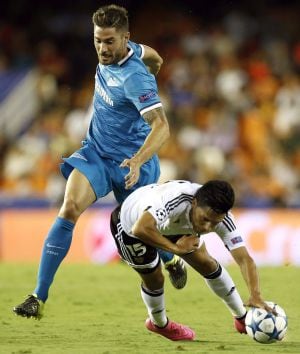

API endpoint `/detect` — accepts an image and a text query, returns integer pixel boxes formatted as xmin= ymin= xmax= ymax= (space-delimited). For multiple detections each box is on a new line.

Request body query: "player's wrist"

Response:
xmin=172 ymin=245 xmax=189 ymax=256
xmin=132 ymin=153 xmax=147 ymax=167
xmin=249 ymin=292 xmax=262 ymax=303
xmin=250 ymin=289 xmax=261 ymax=296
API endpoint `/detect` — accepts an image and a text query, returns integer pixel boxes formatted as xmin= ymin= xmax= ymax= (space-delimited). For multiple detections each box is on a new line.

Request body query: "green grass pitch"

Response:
xmin=0 ymin=262 xmax=299 ymax=354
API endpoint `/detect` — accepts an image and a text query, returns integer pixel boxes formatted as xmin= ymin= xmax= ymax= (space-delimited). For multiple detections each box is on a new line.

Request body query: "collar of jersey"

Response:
xmin=117 ymin=45 xmax=134 ymax=66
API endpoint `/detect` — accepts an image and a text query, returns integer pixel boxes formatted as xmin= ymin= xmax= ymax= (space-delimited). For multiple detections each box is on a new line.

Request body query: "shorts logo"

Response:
xmin=71 ymin=152 xmax=87 ymax=162
xmin=139 ymin=91 xmax=156 ymax=103
xmin=156 ymin=208 xmax=167 ymax=221
xmin=231 ymin=236 xmax=243 ymax=245
xmin=134 ymin=256 xmax=145 ymax=264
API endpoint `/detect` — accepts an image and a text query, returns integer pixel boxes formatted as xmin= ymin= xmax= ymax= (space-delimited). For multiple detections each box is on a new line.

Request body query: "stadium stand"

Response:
xmin=0 ymin=0 xmax=299 ymax=208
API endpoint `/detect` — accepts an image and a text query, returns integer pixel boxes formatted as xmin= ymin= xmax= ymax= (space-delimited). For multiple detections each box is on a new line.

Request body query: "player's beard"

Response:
xmin=98 ymin=44 xmax=127 ymax=65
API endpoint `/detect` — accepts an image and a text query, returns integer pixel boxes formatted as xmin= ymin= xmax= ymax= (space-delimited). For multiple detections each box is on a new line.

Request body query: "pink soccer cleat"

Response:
xmin=145 ymin=318 xmax=196 ymax=341
xmin=234 ymin=314 xmax=247 ymax=334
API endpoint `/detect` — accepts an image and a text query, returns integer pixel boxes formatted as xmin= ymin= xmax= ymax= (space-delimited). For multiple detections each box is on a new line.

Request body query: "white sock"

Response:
xmin=204 ymin=263 xmax=246 ymax=318
xmin=141 ymin=285 xmax=167 ymax=327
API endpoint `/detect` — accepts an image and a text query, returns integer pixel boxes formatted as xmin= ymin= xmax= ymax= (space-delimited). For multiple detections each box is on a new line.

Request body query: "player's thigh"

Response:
xmin=110 ymin=206 xmax=161 ymax=277
xmin=64 ymin=169 xmax=96 ymax=207
xmin=182 ymin=242 xmax=218 ymax=276
xmin=61 ymin=144 xmax=113 ymax=200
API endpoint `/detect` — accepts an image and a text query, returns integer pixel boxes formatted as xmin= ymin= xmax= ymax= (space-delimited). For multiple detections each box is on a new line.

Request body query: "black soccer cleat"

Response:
xmin=165 ymin=256 xmax=187 ymax=290
xmin=13 ymin=294 xmax=44 ymax=320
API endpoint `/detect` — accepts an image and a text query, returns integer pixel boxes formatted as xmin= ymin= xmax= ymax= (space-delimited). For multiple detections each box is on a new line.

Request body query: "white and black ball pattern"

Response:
xmin=156 ymin=208 xmax=167 ymax=221
xmin=245 ymin=301 xmax=288 ymax=344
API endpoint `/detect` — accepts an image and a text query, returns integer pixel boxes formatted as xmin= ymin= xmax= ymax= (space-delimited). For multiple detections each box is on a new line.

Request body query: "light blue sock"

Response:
xmin=158 ymin=249 xmax=174 ymax=264
xmin=34 ymin=217 xmax=74 ymax=302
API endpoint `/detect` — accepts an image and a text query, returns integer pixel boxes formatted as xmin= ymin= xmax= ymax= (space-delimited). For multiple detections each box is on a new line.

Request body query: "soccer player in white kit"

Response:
xmin=110 ymin=180 xmax=273 ymax=341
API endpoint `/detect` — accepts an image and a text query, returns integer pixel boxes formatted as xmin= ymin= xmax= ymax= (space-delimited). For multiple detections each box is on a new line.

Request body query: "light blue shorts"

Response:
xmin=60 ymin=143 xmax=160 ymax=203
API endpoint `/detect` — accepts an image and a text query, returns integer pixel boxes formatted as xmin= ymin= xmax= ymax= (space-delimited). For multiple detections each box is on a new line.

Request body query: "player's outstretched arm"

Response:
xmin=231 ymin=246 xmax=274 ymax=313
xmin=141 ymin=44 xmax=163 ymax=75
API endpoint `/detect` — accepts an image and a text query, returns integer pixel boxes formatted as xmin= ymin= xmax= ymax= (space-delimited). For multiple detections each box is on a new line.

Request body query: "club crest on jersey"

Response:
xmin=156 ymin=208 xmax=167 ymax=221
xmin=139 ymin=91 xmax=156 ymax=103
xmin=107 ymin=76 xmax=119 ymax=87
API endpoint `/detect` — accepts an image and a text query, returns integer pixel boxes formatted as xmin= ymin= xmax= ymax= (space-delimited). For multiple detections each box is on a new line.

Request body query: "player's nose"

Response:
xmin=99 ymin=42 xmax=108 ymax=53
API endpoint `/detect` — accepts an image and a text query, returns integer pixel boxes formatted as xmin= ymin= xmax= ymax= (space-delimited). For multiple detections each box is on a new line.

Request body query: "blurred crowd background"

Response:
xmin=0 ymin=0 xmax=300 ymax=208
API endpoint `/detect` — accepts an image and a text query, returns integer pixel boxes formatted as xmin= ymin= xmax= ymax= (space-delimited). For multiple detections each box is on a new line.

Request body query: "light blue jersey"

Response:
xmin=86 ymin=40 xmax=162 ymax=163
xmin=61 ymin=40 xmax=161 ymax=201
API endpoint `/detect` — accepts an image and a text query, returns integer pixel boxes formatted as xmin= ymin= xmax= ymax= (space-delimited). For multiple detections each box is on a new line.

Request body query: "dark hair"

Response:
xmin=92 ymin=4 xmax=129 ymax=31
xmin=194 ymin=180 xmax=235 ymax=213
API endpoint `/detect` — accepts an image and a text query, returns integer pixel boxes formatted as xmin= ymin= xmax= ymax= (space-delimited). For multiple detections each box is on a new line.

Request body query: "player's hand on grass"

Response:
xmin=120 ymin=156 xmax=141 ymax=189
xmin=175 ymin=235 xmax=199 ymax=256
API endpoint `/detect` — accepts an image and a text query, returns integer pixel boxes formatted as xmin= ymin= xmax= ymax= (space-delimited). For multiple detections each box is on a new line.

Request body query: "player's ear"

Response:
xmin=191 ymin=199 xmax=198 ymax=212
xmin=124 ymin=31 xmax=130 ymax=42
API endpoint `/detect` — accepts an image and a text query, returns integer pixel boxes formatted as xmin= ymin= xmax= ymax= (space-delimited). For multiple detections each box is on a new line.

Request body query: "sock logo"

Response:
xmin=226 ymin=286 xmax=235 ymax=296
xmin=46 ymin=243 xmax=66 ymax=250
xmin=46 ymin=250 xmax=59 ymax=256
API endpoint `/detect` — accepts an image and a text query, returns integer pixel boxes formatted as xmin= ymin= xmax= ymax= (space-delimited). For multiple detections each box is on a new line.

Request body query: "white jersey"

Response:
xmin=120 ymin=180 xmax=245 ymax=251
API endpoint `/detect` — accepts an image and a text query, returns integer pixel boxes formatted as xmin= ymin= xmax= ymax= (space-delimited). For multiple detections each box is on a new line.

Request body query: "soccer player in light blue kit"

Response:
xmin=13 ymin=4 xmax=186 ymax=319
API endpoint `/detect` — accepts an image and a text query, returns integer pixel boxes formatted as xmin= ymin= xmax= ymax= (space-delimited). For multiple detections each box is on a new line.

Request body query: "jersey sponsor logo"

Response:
xmin=139 ymin=91 xmax=156 ymax=103
xmin=71 ymin=152 xmax=88 ymax=162
xmin=95 ymin=82 xmax=114 ymax=106
xmin=156 ymin=208 xmax=167 ymax=221
xmin=230 ymin=236 xmax=243 ymax=244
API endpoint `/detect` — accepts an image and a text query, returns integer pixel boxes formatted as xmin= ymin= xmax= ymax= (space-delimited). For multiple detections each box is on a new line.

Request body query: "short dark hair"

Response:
xmin=194 ymin=180 xmax=235 ymax=214
xmin=92 ymin=4 xmax=129 ymax=31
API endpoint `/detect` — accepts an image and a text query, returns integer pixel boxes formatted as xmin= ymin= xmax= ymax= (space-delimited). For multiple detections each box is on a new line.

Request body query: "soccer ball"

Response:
xmin=245 ymin=301 xmax=288 ymax=344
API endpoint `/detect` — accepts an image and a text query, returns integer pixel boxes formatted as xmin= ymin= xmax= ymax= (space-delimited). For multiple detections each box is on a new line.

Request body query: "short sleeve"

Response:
xmin=124 ymin=72 xmax=162 ymax=116
xmin=214 ymin=212 xmax=245 ymax=251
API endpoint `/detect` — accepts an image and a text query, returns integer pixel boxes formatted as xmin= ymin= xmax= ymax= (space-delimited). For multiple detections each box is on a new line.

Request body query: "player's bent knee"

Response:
xmin=201 ymin=257 xmax=219 ymax=276
xmin=185 ymin=251 xmax=218 ymax=276
xmin=59 ymin=198 xmax=82 ymax=222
